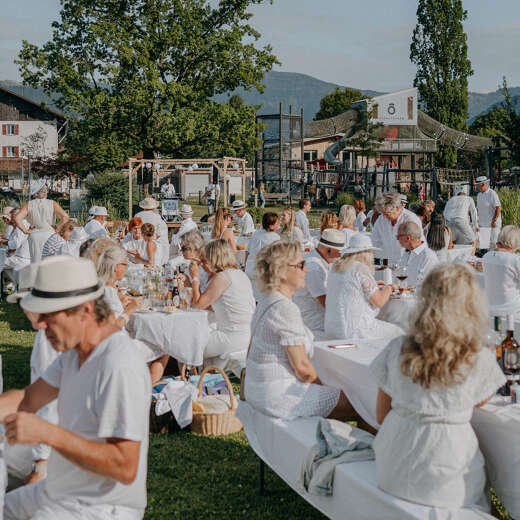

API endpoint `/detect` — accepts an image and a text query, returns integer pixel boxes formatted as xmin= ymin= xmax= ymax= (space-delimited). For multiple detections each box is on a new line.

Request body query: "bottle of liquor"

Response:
xmin=495 ymin=316 xmax=503 ymax=364
xmin=172 ymin=277 xmax=180 ymax=308
xmin=502 ymin=315 xmax=519 ymax=375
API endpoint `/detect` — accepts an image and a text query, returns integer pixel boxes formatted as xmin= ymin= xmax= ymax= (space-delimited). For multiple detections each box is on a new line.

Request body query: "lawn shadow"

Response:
xmin=0 ymin=301 xmax=33 ymax=332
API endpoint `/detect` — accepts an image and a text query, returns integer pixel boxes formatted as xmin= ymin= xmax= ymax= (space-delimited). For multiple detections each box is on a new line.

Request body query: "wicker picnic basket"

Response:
xmin=191 ymin=366 xmax=242 ymax=436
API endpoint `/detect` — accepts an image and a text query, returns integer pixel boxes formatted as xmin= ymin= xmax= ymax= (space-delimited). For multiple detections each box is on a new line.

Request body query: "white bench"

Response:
xmin=237 ymin=401 xmax=494 ymax=520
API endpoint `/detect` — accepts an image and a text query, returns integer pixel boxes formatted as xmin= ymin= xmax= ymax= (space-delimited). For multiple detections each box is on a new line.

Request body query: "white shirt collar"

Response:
xmin=410 ymin=242 xmax=426 ymax=256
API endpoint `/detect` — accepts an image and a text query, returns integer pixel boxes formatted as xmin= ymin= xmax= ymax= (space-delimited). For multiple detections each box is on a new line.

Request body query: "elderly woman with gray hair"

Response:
xmin=371 ymin=191 xmax=424 ymax=265
xmin=482 ymin=225 xmax=520 ymax=316
xmin=244 ymin=240 xmax=359 ymax=423
xmin=14 ymin=181 xmax=69 ymax=262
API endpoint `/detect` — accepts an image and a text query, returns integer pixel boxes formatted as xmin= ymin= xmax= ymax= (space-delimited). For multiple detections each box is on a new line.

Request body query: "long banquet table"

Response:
xmin=313 ymin=339 xmax=520 ymax=518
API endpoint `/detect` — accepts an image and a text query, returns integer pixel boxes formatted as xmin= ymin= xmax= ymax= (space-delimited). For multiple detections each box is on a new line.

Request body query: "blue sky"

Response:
xmin=1 ymin=0 xmax=519 ymax=93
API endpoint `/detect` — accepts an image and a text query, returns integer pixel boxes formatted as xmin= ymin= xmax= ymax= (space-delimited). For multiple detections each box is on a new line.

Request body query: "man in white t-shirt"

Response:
xmin=205 ymin=178 xmax=220 ymax=216
xmin=443 ymin=185 xmax=478 ymax=245
xmin=134 ymin=197 xmax=170 ymax=265
xmin=231 ymin=200 xmax=255 ymax=236
xmin=476 ymin=176 xmax=502 ymax=248
xmin=293 ymin=229 xmax=345 ymax=337
xmin=371 ymin=191 xmax=425 ymax=265
xmin=295 ymin=198 xmax=312 ymax=241
xmin=84 ymin=206 xmax=108 ymax=239
xmin=397 ymin=221 xmax=439 ymax=286
xmin=2 ymin=256 xmax=151 ymax=520
xmin=160 ymin=177 xmax=176 ymax=198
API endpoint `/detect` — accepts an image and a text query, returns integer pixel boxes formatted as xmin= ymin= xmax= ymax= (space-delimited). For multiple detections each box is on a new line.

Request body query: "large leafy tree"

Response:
xmin=469 ymin=105 xmax=508 ymax=138
xmin=501 ymin=78 xmax=520 ymax=166
xmin=410 ymin=0 xmax=473 ymax=167
xmin=17 ymin=0 xmax=278 ymax=172
xmin=314 ymin=87 xmax=364 ymax=120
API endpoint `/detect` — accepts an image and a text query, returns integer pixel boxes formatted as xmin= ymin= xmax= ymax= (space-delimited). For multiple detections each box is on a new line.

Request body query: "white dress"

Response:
xmin=370 ymin=336 xmax=505 ymax=509
xmin=134 ymin=210 xmax=170 ymax=264
xmin=27 ymin=199 xmax=55 ymax=262
xmin=324 ymin=261 xmax=403 ymax=340
xmin=482 ymin=250 xmax=520 ymax=315
xmin=355 ymin=212 xmax=366 ymax=232
xmin=245 ymin=229 xmax=280 ymax=300
xmin=205 ymin=269 xmax=255 ymax=374
xmin=245 ymin=291 xmax=340 ymax=419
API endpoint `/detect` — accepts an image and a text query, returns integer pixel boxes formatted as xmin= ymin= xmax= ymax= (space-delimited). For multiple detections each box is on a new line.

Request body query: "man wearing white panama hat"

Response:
xmin=231 ymin=200 xmax=254 ymax=236
xmin=2 ymin=256 xmax=151 ymax=520
xmin=476 ymin=175 xmax=501 ymax=248
xmin=134 ymin=197 xmax=169 ymax=265
xmin=84 ymin=206 xmax=109 ymax=239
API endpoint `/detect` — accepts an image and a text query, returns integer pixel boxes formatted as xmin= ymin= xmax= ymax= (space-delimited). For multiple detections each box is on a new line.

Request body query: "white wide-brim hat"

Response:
xmin=180 ymin=204 xmax=193 ymax=215
xmin=6 ymin=263 xmax=39 ymax=304
xmin=341 ymin=233 xmax=374 ymax=255
xmin=70 ymin=226 xmax=90 ymax=243
xmin=476 ymin=176 xmax=490 ymax=184
xmin=231 ymin=200 xmax=247 ymax=210
xmin=21 ymin=256 xmax=104 ymax=314
xmin=93 ymin=206 xmax=108 ymax=216
xmin=30 ymin=179 xmax=47 ymax=196
xmin=319 ymin=228 xmax=346 ymax=250
xmin=88 ymin=205 xmax=97 ymax=215
xmin=139 ymin=197 xmax=159 ymax=210
xmin=2 ymin=206 xmax=15 ymax=218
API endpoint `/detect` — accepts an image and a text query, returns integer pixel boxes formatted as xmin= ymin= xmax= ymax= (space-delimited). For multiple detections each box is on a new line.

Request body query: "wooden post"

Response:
xmin=242 ymin=160 xmax=246 ymax=202
xmin=128 ymin=160 xmax=133 ymax=219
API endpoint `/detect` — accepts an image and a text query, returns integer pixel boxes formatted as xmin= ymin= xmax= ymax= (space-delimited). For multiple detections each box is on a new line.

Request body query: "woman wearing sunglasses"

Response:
xmin=244 ymin=241 xmax=356 ymax=422
xmin=325 ymin=234 xmax=402 ymax=341
xmin=178 ymin=230 xmax=210 ymax=291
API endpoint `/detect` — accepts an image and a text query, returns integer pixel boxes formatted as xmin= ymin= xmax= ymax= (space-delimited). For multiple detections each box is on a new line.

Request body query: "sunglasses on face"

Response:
xmin=181 ymin=246 xmax=190 ymax=252
xmin=288 ymin=260 xmax=306 ymax=270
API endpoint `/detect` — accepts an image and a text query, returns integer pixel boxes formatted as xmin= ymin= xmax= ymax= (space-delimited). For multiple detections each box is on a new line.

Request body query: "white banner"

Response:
xmin=368 ymin=88 xmax=418 ymax=126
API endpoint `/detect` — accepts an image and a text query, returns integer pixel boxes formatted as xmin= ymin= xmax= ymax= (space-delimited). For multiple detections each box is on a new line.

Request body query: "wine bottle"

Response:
xmin=502 ymin=315 xmax=519 ymax=375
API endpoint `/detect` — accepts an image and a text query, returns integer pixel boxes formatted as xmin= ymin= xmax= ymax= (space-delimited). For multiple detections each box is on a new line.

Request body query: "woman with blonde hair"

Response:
xmin=338 ymin=204 xmax=359 ymax=246
xmin=129 ymin=222 xmax=158 ymax=266
xmin=41 ymin=219 xmax=76 ymax=258
xmin=353 ymin=199 xmax=367 ymax=231
xmin=370 ymin=263 xmax=505 ymax=510
xmin=279 ymin=207 xmax=304 ymax=246
xmin=245 ymin=241 xmax=358 ymax=422
xmin=324 ymin=234 xmax=402 ymax=340
xmin=211 ymin=207 xmax=237 ymax=252
xmin=319 ymin=211 xmax=339 ymax=234
xmin=482 ymin=225 xmax=520 ymax=315
xmin=191 ymin=239 xmax=255 ymax=373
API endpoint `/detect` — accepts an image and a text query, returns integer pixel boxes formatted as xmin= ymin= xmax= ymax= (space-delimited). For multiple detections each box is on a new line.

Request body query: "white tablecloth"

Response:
xmin=313 ymin=340 xmax=520 ymax=518
xmin=126 ymin=309 xmax=209 ymax=365
xmin=378 ymin=296 xmax=416 ymax=331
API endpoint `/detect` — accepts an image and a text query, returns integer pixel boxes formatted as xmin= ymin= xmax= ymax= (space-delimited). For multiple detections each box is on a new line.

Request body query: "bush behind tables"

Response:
xmin=498 ymin=187 xmax=520 ymax=227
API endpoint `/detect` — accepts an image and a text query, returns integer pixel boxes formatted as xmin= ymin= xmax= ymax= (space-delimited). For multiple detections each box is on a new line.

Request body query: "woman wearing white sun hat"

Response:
xmin=325 ymin=233 xmax=403 ymax=341
xmin=134 ymin=197 xmax=169 ymax=264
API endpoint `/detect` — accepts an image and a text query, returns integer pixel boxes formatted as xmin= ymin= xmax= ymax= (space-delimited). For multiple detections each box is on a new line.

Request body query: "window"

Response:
xmin=2 ymin=147 xmax=19 ymax=158
xmin=304 ymin=150 xmax=318 ymax=162
xmin=1 ymin=124 xmax=19 ymax=135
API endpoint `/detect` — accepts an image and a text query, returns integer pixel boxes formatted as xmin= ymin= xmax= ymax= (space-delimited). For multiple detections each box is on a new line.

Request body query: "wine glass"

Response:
xmin=395 ymin=266 xmax=408 ymax=289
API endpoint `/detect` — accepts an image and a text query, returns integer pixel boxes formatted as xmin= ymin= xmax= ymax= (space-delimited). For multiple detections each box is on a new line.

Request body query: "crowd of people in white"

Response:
xmin=0 ymin=173 xmax=515 ymax=518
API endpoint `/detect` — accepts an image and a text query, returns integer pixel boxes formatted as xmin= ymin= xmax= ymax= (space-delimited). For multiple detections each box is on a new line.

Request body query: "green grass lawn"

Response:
xmin=0 ymin=301 xmax=325 ymax=519
xmin=0 ymin=302 xmax=511 ymax=519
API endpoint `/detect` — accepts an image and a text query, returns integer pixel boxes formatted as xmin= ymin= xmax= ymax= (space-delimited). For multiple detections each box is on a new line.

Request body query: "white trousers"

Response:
xmin=5 ymin=481 xmax=144 ymax=520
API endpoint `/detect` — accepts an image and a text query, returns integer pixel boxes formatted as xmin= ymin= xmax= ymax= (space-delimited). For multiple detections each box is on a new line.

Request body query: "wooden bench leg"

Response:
xmin=258 ymin=457 xmax=265 ymax=496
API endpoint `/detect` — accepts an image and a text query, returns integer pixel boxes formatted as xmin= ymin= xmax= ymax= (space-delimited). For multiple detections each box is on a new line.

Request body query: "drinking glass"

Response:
xmin=395 ymin=266 xmax=408 ymax=288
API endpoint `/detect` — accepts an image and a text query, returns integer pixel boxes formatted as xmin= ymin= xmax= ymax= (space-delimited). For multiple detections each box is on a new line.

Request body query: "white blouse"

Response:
xmin=104 ymin=285 xmax=124 ymax=319
xmin=482 ymin=250 xmax=520 ymax=315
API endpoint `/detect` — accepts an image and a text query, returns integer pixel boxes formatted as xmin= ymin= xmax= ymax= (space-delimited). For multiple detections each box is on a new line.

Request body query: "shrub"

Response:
xmin=86 ymin=170 xmax=139 ymax=220
xmin=498 ymin=188 xmax=520 ymax=227
xmin=247 ymin=206 xmax=266 ymax=224
xmin=335 ymin=192 xmax=354 ymax=209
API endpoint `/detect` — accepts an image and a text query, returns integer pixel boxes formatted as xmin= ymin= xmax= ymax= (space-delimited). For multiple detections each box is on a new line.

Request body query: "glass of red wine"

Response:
xmin=396 ymin=266 xmax=408 ymax=289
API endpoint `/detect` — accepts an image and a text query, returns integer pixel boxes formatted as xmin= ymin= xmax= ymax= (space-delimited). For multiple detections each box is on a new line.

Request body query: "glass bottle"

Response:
xmin=502 ymin=315 xmax=519 ymax=375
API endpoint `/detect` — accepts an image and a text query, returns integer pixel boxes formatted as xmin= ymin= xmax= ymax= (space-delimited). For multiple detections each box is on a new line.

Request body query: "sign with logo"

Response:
xmin=368 ymin=88 xmax=418 ymax=126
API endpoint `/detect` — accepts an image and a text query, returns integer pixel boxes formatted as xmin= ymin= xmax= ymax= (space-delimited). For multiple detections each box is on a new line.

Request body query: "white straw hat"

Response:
xmin=319 ymin=229 xmax=346 ymax=250
xmin=30 ymin=179 xmax=46 ymax=196
xmin=20 ymin=256 xmax=104 ymax=314
xmin=6 ymin=263 xmax=40 ymax=303
xmin=88 ymin=206 xmax=98 ymax=216
xmin=341 ymin=233 xmax=374 ymax=255
xmin=475 ymin=176 xmax=490 ymax=184
xmin=399 ymin=194 xmax=408 ymax=204
xmin=180 ymin=204 xmax=193 ymax=215
xmin=70 ymin=226 xmax=90 ymax=243
xmin=231 ymin=200 xmax=247 ymax=210
xmin=139 ymin=197 xmax=159 ymax=210
xmin=93 ymin=206 xmax=108 ymax=216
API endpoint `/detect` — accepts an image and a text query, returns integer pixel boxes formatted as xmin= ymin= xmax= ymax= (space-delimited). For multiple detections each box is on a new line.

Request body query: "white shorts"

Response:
xmin=5 ymin=480 xmax=144 ymax=520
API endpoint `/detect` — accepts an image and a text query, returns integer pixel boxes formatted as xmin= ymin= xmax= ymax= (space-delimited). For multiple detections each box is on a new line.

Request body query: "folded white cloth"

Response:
xmin=154 ymin=380 xmax=198 ymax=428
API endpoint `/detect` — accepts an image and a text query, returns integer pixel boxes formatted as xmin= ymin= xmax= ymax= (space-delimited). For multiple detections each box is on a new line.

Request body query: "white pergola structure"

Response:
xmin=127 ymin=156 xmax=247 ymax=218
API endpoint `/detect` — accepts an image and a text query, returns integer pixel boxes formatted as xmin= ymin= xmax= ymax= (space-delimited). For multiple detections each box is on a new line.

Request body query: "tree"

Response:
xmin=314 ymin=87 xmax=364 ymax=120
xmin=410 ymin=0 xmax=473 ymax=167
xmin=469 ymin=105 xmax=508 ymax=138
xmin=17 ymin=0 xmax=278 ymax=172
xmin=501 ymin=77 xmax=520 ymax=166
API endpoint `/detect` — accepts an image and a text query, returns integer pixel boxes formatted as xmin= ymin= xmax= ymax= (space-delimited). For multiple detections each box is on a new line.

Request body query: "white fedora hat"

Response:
xmin=341 ymin=233 xmax=374 ymax=255
xmin=21 ymin=256 xmax=104 ymax=314
xmin=399 ymin=194 xmax=408 ymax=204
xmin=180 ymin=204 xmax=193 ymax=215
xmin=139 ymin=197 xmax=159 ymax=210
xmin=70 ymin=226 xmax=90 ymax=243
xmin=319 ymin=228 xmax=346 ymax=250
xmin=6 ymin=263 xmax=40 ymax=304
xmin=93 ymin=206 xmax=108 ymax=216
xmin=231 ymin=200 xmax=247 ymax=210
xmin=475 ymin=176 xmax=490 ymax=184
